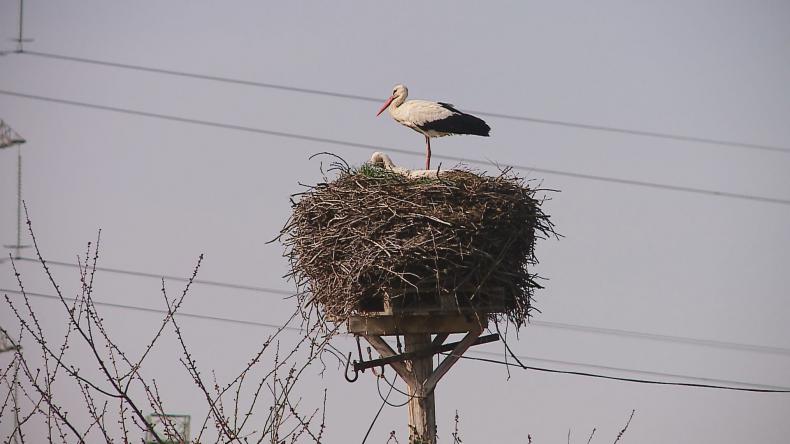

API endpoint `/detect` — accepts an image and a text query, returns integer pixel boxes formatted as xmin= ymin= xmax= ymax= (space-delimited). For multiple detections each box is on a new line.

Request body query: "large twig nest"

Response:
xmin=279 ymin=154 xmax=556 ymax=329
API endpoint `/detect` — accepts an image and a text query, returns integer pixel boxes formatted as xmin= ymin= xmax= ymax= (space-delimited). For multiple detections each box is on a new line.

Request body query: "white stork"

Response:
xmin=376 ymin=84 xmax=490 ymax=170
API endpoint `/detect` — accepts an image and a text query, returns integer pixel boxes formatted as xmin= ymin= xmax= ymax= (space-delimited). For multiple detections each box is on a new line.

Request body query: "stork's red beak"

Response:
xmin=376 ymin=95 xmax=395 ymax=116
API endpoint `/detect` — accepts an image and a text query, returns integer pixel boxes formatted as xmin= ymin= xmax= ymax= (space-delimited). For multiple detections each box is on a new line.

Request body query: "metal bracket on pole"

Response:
xmin=353 ymin=333 xmax=498 ymax=373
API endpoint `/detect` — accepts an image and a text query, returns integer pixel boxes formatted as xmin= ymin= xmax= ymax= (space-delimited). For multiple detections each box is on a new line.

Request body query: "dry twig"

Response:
xmin=612 ymin=410 xmax=635 ymax=444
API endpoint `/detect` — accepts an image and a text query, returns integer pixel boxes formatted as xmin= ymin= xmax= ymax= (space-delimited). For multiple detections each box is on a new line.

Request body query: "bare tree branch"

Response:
xmin=2 ymin=209 xmax=332 ymax=443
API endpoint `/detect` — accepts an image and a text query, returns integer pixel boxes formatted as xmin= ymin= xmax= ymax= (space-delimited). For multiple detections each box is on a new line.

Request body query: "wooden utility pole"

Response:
xmin=351 ymin=314 xmax=487 ymax=444
xmin=405 ymin=334 xmax=436 ymax=443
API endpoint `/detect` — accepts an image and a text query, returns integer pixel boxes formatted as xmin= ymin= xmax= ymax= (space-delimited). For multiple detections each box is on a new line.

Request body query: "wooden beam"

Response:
xmin=362 ymin=335 xmax=416 ymax=389
xmin=422 ymin=328 xmax=482 ymax=396
xmin=348 ymin=314 xmax=487 ymax=335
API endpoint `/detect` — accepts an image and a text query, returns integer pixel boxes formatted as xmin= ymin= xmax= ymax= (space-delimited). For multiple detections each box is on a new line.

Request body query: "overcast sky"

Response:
xmin=1 ymin=1 xmax=789 ymax=443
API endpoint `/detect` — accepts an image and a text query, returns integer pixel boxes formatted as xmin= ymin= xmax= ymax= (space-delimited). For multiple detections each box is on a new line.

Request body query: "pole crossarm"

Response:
xmin=0 ymin=120 xmax=26 ymax=148
xmin=360 ymin=328 xmax=490 ymax=398
xmin=356 ymin=325 xmax=494 ymax=444
xmin=354 ymin=333 xmax=498 ymax=373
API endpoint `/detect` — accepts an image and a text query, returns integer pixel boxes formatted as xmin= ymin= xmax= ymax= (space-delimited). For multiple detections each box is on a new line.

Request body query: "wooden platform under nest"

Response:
xmin=347 ymin=313 xmax=488 ymax=335
xmin=346 ymin=285 xmax=501 ymax=334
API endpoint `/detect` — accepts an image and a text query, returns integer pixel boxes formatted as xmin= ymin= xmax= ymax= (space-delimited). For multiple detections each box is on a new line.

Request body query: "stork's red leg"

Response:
xmin=425 ymin=135 xmax=431 ymax=170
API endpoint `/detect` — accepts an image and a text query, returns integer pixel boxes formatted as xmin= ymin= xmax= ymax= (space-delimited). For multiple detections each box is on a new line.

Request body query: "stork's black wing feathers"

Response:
xmin=438 ymin=102 xmax=460 ymax=112
xmin=420 ymin=102 xmax=491 ymax=136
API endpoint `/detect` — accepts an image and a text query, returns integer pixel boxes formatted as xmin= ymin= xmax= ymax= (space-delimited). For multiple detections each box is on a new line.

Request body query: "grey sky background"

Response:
xmin=1 ymin=1 xmax=789 ymax=442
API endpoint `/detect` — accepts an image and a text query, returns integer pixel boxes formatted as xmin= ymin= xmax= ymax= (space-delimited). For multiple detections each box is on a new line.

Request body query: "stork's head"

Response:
xmin=376 ymin=84 xmax=408 ymax=116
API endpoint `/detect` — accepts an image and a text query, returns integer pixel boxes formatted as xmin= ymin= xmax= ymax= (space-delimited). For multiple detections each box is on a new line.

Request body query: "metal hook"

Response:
xmin=344 ymin=352 xmax=359 ymax=383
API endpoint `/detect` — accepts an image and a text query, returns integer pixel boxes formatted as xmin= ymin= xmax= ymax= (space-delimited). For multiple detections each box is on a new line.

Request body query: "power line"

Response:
xmin=16 ymin=256 xmax=790 ymax=357
xmin=4 ymin=287 xmax=789 ymax=393
xmin=464 ymin=348 xmax=790 ymax=392
xmin=15 ymin=257 xmax=293 ymax=296
xmin=529 ymin=319 xmax=790 ymax=356
xmin=3 ymin=51 xmax=788 ymax=396
xmin=362 ymin=376 xmax=394 ymax=444
xmin=21 ymin=51 xmax=385 ymax=103
xmin=1 ymin=89 xmax=789 ymax=206
xmin=451 ymin=353 xmax=790 ymax=393
xmin=16 ymin=50 xmax=790 ymax=155
xmin=0 ymin=287 xmax=303 ymax=332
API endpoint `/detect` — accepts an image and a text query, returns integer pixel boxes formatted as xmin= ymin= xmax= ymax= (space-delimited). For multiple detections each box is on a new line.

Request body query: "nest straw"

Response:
xmin=279 ymin=157 xmax=556 ymax=329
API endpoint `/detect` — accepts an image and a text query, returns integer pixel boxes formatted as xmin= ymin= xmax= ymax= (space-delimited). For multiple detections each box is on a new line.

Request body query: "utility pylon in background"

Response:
xmin=12 ymin=0 xmax=34 ymax=53
xmin=144 ymin=413 xmax=191 ymax=444
xmin=0 ymin=120 xmax=29 ymax=259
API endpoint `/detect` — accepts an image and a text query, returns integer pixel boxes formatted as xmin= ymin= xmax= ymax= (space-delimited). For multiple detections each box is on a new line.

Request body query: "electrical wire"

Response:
xmin=362 ymin=376 xmax=394 ymax=444
xmin=1 ymin=89 xmax=788 ymax=206
xmin=446 ymin=352 xmax=790 ymax=393
xmin=15 ymin=256 xmax=293 ymax=296
xmin=0 ymin=287 xmax=304 ymax=332
xmin=528 ymin=319 xmax=790 ymax=356
xmin=492 ymin=322 xmax=790 ymax=393
xmin=464 ymin=348 xmax=790 ymax=392
xmin=376 ymin=374 xmax=412 ymax=408
xmin=13 ymin=256 xmax=790 ymax=357
xmin=4 ymin=287 xmax=790 ymax=393
xmin=16 ymin=50 xmax=790 ymax=155
xmin=3 ymin=46 xmax=789 ymax=401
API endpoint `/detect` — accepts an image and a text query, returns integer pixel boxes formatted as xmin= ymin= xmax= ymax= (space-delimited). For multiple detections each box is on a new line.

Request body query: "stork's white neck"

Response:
xmin=387 ymin=97 xmax=409 ymax=121
xmin=387 ymin=91 xmax=408 ymax=114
